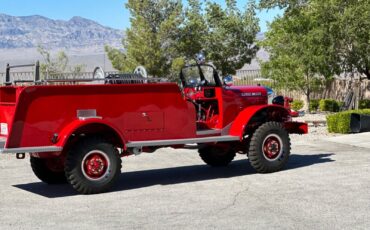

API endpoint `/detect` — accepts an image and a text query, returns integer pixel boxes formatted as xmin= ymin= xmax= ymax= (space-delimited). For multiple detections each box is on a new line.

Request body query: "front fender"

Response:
xmin=229 ymin=105 xmax=291 ymax=139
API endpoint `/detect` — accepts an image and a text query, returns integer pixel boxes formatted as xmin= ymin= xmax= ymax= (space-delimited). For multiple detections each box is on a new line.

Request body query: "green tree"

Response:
xmin=204 ymin=0 xmax=260 ymax=76
xmin=105 ymin=46 xmax=126 ymax=71
xmin=327 ymin=0 xmax=370 ymax=80
xmin=106 ymin=0 xmax=183 ymax=77
xmin=177 ymin=0 xmax=207 ymax=59
xmin=107 ymin=0 xmax=260 ymax=78
xmin=259 ymin=0 xmax=308 ymax=11
xmin=260 ymin=6 xmax=335 ymax=110
xmin=260 ymin=0 xmax=369 ymax=80
xmin=260 ymin=0 xmax=369 ymax=110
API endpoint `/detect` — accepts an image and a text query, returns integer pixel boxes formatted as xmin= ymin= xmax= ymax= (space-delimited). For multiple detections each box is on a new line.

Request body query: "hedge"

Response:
xmin=327 ymin=109 xmax=370 ymax=134
xmin=359 ymin=99 xmax=370 ymax=109
xmin=291 ymin=100 xmax=304 ymax=111
xmin=319 ymin=99 xmax=342 ymax=112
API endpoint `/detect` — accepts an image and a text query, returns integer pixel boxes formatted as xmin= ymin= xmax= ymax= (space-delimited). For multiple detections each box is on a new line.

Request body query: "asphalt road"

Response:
xmin=0 ymin=134 xmax=369 ymax=229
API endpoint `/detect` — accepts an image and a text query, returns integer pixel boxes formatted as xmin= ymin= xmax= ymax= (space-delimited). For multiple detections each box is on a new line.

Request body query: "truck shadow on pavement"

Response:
xmin=13 ymin=153 xmax=334 ymax=198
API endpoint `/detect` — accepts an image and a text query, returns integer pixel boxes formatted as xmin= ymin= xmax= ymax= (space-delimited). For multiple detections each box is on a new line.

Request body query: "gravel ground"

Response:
xmin=291 ymin=113 xmax=342 ymax=142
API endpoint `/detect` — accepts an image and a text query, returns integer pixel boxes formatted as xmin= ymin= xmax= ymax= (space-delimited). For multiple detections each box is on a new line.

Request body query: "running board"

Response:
xmin=126 ymin=135 xmax=240 ymax=148
xmin=0 ymin=137 xmax=63 ymax=154
xmin=196 ymin=129 xmax=222 ymax=136
xmin=0 ymin=146 xmax=62 ymax=154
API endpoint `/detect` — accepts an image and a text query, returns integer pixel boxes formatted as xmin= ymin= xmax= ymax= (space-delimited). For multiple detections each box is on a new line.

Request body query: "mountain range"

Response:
xmin=0 ymin=13 xmax=124 ymax=71
xmin=0 ymin=13 xmax=122 ymax=49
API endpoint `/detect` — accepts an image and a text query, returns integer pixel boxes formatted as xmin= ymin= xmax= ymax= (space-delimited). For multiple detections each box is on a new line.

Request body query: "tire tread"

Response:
xmin=30 ymin=157 xmax=67 ymax=184
xmin=248 ymin=122 xmax=291 ymax=173
xmin=64 ymin=137 xmax=122 ymax=194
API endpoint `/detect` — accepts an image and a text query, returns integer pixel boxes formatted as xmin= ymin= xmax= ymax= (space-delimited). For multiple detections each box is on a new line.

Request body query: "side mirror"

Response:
xmin=223 ymin=75 xmax=233 ymax=86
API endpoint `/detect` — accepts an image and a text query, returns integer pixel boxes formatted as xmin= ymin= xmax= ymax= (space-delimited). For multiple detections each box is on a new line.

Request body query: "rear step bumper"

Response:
xmin=0 ymin=137 xmax=62 ymax=154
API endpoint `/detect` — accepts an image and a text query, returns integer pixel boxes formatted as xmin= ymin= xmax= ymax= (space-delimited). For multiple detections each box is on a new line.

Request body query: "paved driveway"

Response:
xmin=0 ymin=136 xmax=369 ymax=229
xmin=326 ymin=132 xmax=370 ymax=149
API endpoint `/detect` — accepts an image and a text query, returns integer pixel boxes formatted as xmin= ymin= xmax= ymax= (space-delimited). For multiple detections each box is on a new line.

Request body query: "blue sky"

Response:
xmin=0 ymin=0 xmax=281 ymax=32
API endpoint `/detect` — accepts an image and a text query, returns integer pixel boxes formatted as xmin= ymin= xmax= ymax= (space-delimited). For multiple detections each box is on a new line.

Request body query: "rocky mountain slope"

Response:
xmin=0 ymin=13 xmax=123 ymax=49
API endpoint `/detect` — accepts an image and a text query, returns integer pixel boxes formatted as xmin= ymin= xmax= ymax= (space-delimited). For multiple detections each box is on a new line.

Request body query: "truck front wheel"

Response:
xmin=30 ymin=156 xmax=67 ymax=184
xmin=199 ymin=146 xmax=235 ymax=167
xmin=248 ymin=122 xmax=291 ymax=173
xmin=65 ymin=137 xmax=122 ymax=194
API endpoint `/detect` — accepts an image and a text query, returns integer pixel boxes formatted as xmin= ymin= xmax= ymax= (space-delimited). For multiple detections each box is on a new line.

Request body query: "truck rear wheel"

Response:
xmin=65 ymin=137 xmax=122 ymax=194
xmin=199 ymin=146 xmax=235 ymax=167
xmin=248 ymin=122 xmax=291 ymax=173
xmin=30 ymin=156 xmax=67 ymax=184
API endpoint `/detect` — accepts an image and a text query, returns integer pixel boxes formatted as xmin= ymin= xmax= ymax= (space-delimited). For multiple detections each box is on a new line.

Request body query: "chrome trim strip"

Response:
xmin=196 ymin=129 xmax=222 ymax=136
xmin=77 ymin=109 xmax=102 ymax=120
xmin=79 ymin=116 xmax=102 ymax=121
xmin=196 ymin=122 xmax=234 ymax=136
xmin=221 ymin=122 xmax=233 ymax=136
xmin=0 ymin=146 xmax=62 ymax=154
xmin=126 ymin=135 xmax=240 ymax=148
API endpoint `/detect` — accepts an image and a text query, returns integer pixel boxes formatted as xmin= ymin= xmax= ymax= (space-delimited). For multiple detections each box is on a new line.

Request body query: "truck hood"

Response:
xmin=228 ymin=86 xmax=268 ymax=97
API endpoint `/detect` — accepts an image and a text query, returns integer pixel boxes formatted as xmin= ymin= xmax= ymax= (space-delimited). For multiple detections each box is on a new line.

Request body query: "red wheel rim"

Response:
xmin=262 ymin=134 xmax=283 ymax=161
xmin=81 ymin=151 xmax=110 ymax=181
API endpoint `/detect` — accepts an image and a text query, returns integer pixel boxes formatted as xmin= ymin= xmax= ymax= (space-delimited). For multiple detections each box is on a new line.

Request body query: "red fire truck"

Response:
xmin=0 ymin=63 xmax=307 ymax=194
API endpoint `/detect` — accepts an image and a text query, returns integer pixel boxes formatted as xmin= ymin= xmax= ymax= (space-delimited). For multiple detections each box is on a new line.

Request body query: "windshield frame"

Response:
xmin=180 ymin=64 xmax=222 ymax=87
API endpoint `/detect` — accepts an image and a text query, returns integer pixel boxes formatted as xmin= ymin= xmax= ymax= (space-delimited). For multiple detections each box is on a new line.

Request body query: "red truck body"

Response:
xmin=1 ymin=84 xmax=195 ymax=149
xmin=0 ymin=63 xmax=307 ymax=194
xmin=0 ymin=84 xmax=306 ymax=151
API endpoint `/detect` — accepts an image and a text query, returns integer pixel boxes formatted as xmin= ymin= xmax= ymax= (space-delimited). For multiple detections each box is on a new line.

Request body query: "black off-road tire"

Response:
xmin=199 ymin=146 xmax=236 ymax=167
xmin=65 ymin=137 xmax=122 ymax=194
xmin=248 ymin=122 xmax=291 ymax=173
xmin=30 ymin=157 xmax=67 ymax=184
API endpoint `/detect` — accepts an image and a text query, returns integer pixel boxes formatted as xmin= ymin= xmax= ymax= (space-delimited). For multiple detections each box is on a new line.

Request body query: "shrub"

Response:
xmin=291 ymin=100 xmax=304 ymax=111
xmin=359 ymin=99 xmax=370 ymax=109
xmin=327 ymin=109 xmax=370 ymax=133
xmin=309 ymin=99 xmax=320 ymax=112
xmin=319 ymin=99 xmax=341 ymax=112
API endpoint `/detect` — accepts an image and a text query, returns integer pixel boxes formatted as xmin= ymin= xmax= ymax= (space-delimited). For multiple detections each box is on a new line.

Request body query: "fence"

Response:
xmin=234 ymin=69 xmax=304 ymax=99
xmin=0 ymin=71 xmax=35 ymax=83
xmin=235 ymin=70 xmax=370 ymax=100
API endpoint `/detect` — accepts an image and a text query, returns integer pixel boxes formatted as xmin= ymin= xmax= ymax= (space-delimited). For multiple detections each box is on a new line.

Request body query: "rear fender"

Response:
xmin=229 ymin=105 xmax=291 ymax=139
xmin=56 ymin=118 xmax=126 ymax=151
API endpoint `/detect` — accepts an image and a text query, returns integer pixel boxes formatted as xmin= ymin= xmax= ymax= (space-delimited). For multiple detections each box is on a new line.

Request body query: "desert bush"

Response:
xmin=291 ymin=100 xmax=304 ymax=111
xmin=309 ymin=99 xmax=320 ymax=112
